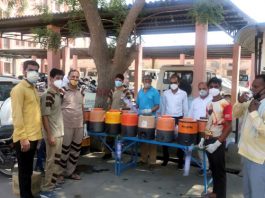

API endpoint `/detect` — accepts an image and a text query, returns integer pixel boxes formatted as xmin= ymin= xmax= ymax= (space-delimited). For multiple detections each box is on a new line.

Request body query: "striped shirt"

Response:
xmin=233 ymin=100 xmax=265 ymax=164
xmin=41 ymin=87 xmax=64 ymax=138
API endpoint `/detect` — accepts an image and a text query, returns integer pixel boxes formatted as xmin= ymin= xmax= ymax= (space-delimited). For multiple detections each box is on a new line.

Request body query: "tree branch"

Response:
xmin=78 ymin=0 xmax=110 ymax=67
xmin=124 ymin=45 xmax=138 ymax=71
xmin=113 ymin=0 xmax=145 ymax=69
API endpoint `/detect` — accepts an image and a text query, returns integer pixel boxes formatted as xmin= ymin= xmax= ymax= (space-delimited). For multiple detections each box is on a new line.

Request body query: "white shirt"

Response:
xmin=188 ymin=95 xmax=212 ymax=120
xmin=161 ymin=88 xmax=188 ymax=117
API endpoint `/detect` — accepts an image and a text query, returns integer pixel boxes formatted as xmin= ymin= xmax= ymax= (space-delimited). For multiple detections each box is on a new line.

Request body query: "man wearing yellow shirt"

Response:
xmin=233 ymin=75 xmax=265 ymax=198
xmin=11 ymin=60 xmax=42 ymax=198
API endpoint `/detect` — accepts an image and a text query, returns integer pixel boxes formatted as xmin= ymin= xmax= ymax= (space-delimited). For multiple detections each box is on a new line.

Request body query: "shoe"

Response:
xmin=102 ymin=153 xmax=112 ymax=160
xmin=161 ymin=161 xmax=168 ymax=166
xmin=39 ymin=191 xmax=57 ymax=198
xmin=65 ymin=173 xmax=81 ymax=180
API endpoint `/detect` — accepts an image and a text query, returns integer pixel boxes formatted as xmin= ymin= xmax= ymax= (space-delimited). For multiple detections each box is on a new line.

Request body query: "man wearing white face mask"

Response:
xmin=40 ymin=68 xmax=64 ymax=196
xmin=188 ymin=82 xmax=212 ymax=175
xmin=198 ymin=77 xmax=232 ymax=198
xmin=11 ymin=60 xmax=42 ymax=198
xmin=160 ymin=74 xmax=188 ymax=168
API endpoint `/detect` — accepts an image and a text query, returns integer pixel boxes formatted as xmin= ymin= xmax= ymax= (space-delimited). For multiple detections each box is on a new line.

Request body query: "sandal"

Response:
xmin=66 ymin=173 xmax=81 ymax=180
xmin=57 ymin=175 xmax=65 ymax=184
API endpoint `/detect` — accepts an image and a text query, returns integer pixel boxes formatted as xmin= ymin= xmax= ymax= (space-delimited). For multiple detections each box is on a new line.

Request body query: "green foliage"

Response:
xmin=66 ymin=19 xmax=84 ymax=37
xmin=7 ymin=0 xmax=28 ymax=16
xmin=32 ymin=28 xmax=61 ymax=51
xmin=56 ymin=0 xmax=81 ymax=11
xmin=35 ymin=4 xmax=53 ymax=23
xmin=189 ymin=0 xmax=224 ymax=25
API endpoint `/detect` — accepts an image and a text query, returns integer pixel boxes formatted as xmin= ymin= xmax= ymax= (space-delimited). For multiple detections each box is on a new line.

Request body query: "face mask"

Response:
xmin=144 ymin=83 xmax=151 ymax=89
xmin=27 ymin=71 xmax=39 ymax=84
xmin=199 ymin=90 xmax=208 ymax=97
xmin=54 ymin=80 xmax=63 ymax=89
xmin=70 ymin=79 xmax=78 ymax=86
xmin=209 ymin=88 xmax=220 ymax=97
xmin=170 ymin=83 xmax=178 ymax=90
xmin=115 ymin=80 xmax=123 ymax=87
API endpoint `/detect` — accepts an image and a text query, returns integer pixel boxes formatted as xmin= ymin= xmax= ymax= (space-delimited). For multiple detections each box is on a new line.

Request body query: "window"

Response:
xmin=4 ymin=62 xmax=11 ymax=74
xmin=16 ymin=40 xmax=20 ymax=46
xmin=163 ymin=71 xmax=193 ymax=84
xmin=3 ymin=38 xmax=9 ymax=48
xmin=0 ymin=82 xmax=15 ymax=101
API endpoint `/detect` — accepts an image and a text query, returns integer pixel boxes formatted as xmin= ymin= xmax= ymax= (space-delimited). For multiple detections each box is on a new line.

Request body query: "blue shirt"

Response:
xmin=136 ymin=86 xmax=160 ymax=115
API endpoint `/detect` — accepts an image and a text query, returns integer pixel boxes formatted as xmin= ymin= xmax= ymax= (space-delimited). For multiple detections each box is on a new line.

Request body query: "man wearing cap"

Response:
xmin=136 ymin=75 xmax=160 ymax=169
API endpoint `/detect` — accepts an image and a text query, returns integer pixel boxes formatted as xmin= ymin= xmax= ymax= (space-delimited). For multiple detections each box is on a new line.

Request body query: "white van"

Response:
xmin=157 ymin=65 xmax=216 ymax=93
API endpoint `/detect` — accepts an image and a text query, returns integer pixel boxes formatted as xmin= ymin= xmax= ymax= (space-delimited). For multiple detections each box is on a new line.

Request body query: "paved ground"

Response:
xmin=0 ymin=152 xmax=243 ymax=198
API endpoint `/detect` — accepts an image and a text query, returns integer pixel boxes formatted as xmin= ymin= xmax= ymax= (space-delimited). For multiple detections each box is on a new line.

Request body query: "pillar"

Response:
xmin=250 ymin=53 xmax=255 ymax=85
xmin=193 ymin=23 xmax=208 ymax=97
xmin=180 ymin=53 xmax=185 ymax=65
xmin=62 ymin=46 xmax=70 ymax=73
xmin=72 ymin=55 xmax=78 ymax=70
xmin=12 ymin=58 xmax=16 ymax=76
xmin=134 ymin=45 xmax=143 ymax=98
xmin=41 ymin=59 xmax=46 ymax=73
xmin=47 ymin=25 xmax=61 ymax=72
xmin=231 ymin=44 xmax=241 ymax=105
xmin=151 ymin=58 xmax=156 ymax=69
xmin=0 ymin=61 xmax=3 ymax=75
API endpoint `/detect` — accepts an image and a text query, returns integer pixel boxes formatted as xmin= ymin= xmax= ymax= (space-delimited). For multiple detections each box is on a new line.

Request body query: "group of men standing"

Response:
xmin=11 ymin=60 xmax=84 ymax=198
xmin=10 ymin=59 xmax=265 ymax=198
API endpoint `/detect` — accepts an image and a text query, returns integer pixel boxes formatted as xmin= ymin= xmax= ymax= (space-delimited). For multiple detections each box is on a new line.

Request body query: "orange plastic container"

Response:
xmin=197 ymin=119 xmax=208 ymax=133
xmin=156 ymin=115 xmax=175 ymax=131
xmin=83 ymin=111 xmax=90 ymax=122
xmin=89 ymin=108 xmax=105 ymax=122
xmin=121 ymin=113 xmax=138 ymax=126
xmin=178 ymin=119 xmax=198 ymax=134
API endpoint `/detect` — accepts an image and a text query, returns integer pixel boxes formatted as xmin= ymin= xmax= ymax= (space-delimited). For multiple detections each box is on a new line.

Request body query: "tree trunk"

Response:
xmin=95 ymin=58 xmax=134 ymax=109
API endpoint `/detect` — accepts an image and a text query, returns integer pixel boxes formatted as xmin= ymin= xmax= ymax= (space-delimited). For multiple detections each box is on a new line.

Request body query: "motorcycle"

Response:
xmin=0 ymin=125 xmax=16 ymax=177
xmin=0 ymin=98 xmax=16 ymax=177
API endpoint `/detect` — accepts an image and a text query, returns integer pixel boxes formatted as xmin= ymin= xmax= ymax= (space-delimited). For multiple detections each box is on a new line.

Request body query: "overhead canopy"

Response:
xmin=235 ymin=22 xmax=265 ymax=53
xmin=0 ymin=45 xmax=252 ymax=59
xmin=0 ymin=0 xmax=255 ymax=40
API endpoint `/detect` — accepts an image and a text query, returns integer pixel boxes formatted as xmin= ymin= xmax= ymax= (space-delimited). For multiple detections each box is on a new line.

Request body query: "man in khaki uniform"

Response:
xmin=40 ymin=68 xmax=64 ymax=195
xmin=60 ymin=69 xmax=84 ymax=180
xmin=102 ymin=74 xmax=134 ymax=159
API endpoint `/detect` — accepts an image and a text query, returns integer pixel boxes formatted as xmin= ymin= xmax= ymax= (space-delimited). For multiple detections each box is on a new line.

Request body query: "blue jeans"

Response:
xmin=242 ymin=157 xmax=265 ymax=198
xmin=35 ymin=139 xmax=46 ymax=172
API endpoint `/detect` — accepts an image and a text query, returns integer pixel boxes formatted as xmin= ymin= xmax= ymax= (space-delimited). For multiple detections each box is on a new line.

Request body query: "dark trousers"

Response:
xmin=14 ymin=140 xmax=38 ymax=198
xmin=162 ymin=116 xmax=184 ymax=168
xmin=205 ymin=138 xmax=226 ymax=198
